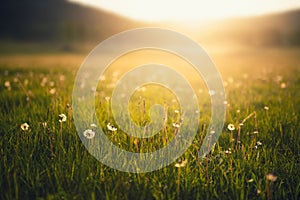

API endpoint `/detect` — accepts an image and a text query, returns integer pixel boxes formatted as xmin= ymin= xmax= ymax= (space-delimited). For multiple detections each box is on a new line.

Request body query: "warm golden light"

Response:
xmin=69 ymin=0 xmax=300 ymax=22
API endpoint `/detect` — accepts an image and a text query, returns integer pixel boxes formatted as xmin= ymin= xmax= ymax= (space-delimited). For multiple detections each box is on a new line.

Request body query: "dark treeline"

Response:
xmin=0 ymin=0 xmax=299 ymax=49
xmin=0 ymin=0 xmax=142 ymax=43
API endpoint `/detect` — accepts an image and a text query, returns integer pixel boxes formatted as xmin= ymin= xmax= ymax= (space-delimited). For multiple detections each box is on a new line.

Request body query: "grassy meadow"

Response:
xmin=0 ymin=47 xmax=299 ymax=199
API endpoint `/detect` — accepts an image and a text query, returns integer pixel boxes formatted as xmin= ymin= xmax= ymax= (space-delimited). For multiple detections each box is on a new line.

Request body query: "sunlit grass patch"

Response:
xmin=0 ymin=48 xmax=299 ymax=199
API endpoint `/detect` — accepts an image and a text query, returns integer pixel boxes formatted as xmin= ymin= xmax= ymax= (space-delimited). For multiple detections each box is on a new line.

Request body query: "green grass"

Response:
xmin=0 ymin=49 xmax=299 ymax=200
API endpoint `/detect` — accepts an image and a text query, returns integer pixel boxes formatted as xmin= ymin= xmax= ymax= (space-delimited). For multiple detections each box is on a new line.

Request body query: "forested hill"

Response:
xmin=0 ymin=0 xmax=143 ymax=43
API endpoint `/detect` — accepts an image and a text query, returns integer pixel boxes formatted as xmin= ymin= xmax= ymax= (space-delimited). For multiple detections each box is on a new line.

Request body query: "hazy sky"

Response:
xmin=69 ymin=0 xmax=300 ymax=22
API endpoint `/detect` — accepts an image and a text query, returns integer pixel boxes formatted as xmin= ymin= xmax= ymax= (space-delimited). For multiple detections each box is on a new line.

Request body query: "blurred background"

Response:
xmin=0 ymin=0 xmax=299 ymax=55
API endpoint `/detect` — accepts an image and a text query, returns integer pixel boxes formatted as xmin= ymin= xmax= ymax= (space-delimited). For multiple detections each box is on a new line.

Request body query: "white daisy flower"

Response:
xmin=172 ymin=122 xmax=181 ymax=128
xmin=90 ymin=123 xmax=97 ymax=128
xmin=21 ymin=123 xmax=30 ymax=131
xmin=49 ymin=88 xmax=56 ymax=95
xmin=264 ymin=106 xmax=269 ymax=111
xmin=227 ymin=123 xmax=235 ymax=131
xmin=266 ymin=174 xmax=277 ymax=182
xmin=83 ymin=129 xmax=95 ymax=139
xmin=280 ymin=82 xmax=287 ymax=89
xmin=58 ymin=113 xmax=67 ymax=123
xmin=247 ymin=178 xmax=254 ymax=183
xmin=225 ymin=149 xmax=232 ymax=154
xmin=42 ymin=122 xmax=47 ymax=128
xmin=175 ymin=159 xmax=187 ymax=168
xmin=256 ymin=141 xmax=262 ymax=146
xmin=107 ymin=123 xmax=117 ymax=132
xmin=4 ymin=81 xmax=11 ymax=89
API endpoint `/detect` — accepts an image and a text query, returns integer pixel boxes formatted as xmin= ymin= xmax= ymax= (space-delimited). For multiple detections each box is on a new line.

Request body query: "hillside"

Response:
xmin=189 ymin=9 xmax=300 ymax=47
xmin=0 ymin=0 xmax=143 ymax=44
xmin=0 ymin=0 xmax=299 ymax=53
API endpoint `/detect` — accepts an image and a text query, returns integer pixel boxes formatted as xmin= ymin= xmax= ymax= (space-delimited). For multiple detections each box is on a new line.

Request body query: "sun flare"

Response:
xmin=69 ymin=0 xmax=300 ymax=22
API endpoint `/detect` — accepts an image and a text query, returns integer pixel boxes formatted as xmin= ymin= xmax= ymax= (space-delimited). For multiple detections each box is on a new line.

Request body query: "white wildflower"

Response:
xmin=227 ymin=124 xmax=235 ymax=131
xmin=83 ymin=129 xmax=95 ymax=139
xmin=175 ymin=159 xmax=187 ymax=168
xmin=264 ymin=106 xmax=269 ymax=111
xmin=42 ymin=122 xmax=47 ymax=128
xmin=266 ymin=174 xmax=277 ymax=182
xmin=90 ymin=123 xmax=97 ymax=128
xmin=4 ymin=81 xmax=11 ymax=90
xmin=280 ymin=82 xmax=287 ymax=89
xmin=172 ymin=122 xmax=181 ymax=128
xmin=247 ymin=178 xmax=254 ymax=183
xmin=49 ymin=88 xmax=56 ymax=95
xmin=21 ymin=123 xmax=30 ymax=131
xmin=107 ymin=123 xmax=117 ymax=132
xmin=58 ymin=113 xmax=67 ymax=123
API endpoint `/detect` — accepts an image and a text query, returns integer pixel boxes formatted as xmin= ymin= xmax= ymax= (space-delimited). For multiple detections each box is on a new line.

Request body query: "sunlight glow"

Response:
xmin=69 ymin=0 xmax=300 ymax=22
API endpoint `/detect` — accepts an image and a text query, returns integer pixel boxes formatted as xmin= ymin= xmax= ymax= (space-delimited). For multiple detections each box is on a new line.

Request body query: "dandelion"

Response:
xmin=40 ymin=77 xmax=48 ymax=87
xmin=264 ymin=106 xmax=269 ymax=111
xmin=280 ymin=82 xmax=286 ymax=89
xmin=266 ymin=173 xmax=277 ymax=200
xmin=83 ymin=129 xmax=95 ymax=139
xmin=266 ymin=174 xmax=277 ymax=182
xmin=4 ymin=81 xmax=11 ymax=90
xmin=42 ymin=122 xmax=47 ymax=128
xmin=49 ymin=88 xmax=56 ymax=95
xmin=107 ymin=123 xmax=117 ymax=132
xmin=172 ymin=122 xmax=181 ymax=128
xmin=225 ymin=148 xmax=232 ymax=154
xmin=4 ymin=81 xmax=11 ymax=87
xmin=257 ymin=189 xmax=261 ymax=194
xmin=175 ymin=159 xmax=187 ymax=199
xmin=247 ymin=178 xmax=254 ymax=183
xmin=175 ymin=159 xmax=187 ymax=168
xmin=90 ymin=123 xmax=97 ymax=128
xmin=58 ymin=113 xmax=67 ymax=123
xmin=21 ymin=123 xmax=30 ymax=131
xmin=227 ymin=124 xmax=235 ymax=131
